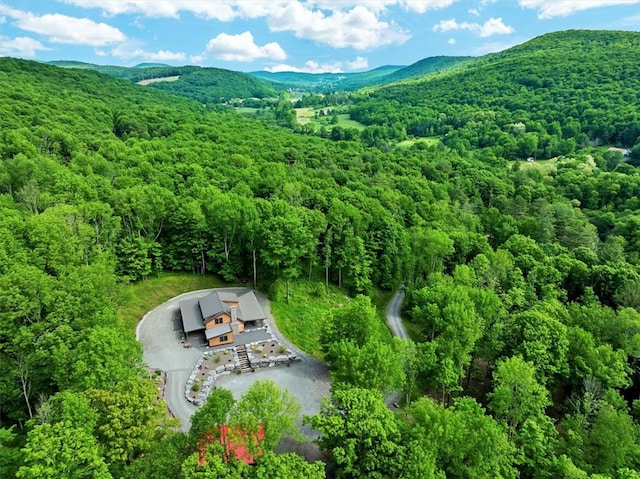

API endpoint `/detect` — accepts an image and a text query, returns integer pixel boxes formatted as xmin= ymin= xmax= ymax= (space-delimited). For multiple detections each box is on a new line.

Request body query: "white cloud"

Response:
xmin=468 ymin=8 xmax=480 ymax=15
xmin=63 ymin=0 xmax=240 ymax=21
xmin=190 ymin=54 xmax=204 ymax=64
xmin=479 ymin=17 xmax=514 ymax=37
xmin=67 ymin=0 xmax=457 ymax=18
xmin=519 ymin=0 xmax=639 ymax=19
xmin=109 ymin=42 xmax=186 ymax=61
xmin=66 ymin=1 xmax=413 ymax=50
xmin=266 ymin=56 xmax=369 ymax=73
xmin=448 ymin=37 xmax=456 ymax=44
xmin=0 ymin=15 xmax=6 ymax=23
xmin=0 ymin=35 xmax=50 ymax=57
xmin=0 ymin=5 xmax=125 ymax=46
xmin=433 ymin=17 xmax=514 ymax=37
xmin=346 ymin=56 xmax=369 ymax=69
xmin=433 ymin=18 xmax=477 ymax=32
xmin=205 ymin=31 xmax=286 ymax=62
xmin=268 ymin=3 xmax=410 ymax=49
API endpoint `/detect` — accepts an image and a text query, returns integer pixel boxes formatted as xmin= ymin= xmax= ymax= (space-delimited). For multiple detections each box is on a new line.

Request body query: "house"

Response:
xmin=179 ymin=290 xmax=267 ymax=347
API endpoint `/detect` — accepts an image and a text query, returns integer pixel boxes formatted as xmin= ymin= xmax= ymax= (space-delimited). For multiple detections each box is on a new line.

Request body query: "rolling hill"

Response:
xmin=350 ymin=30 xmax=640 ymax=158
xmin=48 ymin=62 xmax=278 ymax=102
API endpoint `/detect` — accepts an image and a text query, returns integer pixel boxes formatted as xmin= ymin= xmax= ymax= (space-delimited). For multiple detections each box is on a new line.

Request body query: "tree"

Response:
xmin=307 ymin=388 xmax=406 ymax=479
xmin=190 ymin=387 xmax=236 ymax=448
xmin=502 ymin=306 xmax=569 ymax=385
xmin=326 ymin=339 xmax=405 ymax=395
xmin=321 ymin=295 xmax=382 ymax=360
xmin=181 ymin=443 xmax=248 ymax=479
xmin=230 ymin=380 xmax=303 ymax=454
xmin=261 ymin=202 xmax=315 ymax=300
xmin=123 ymin=432 xmax=190 ymax=479
xmin=404 ymin=397 xmax=517 ymax=479
xmin=0 ymin=426 xmax=22 ymax=479
xmin=56 ymin=325 xmax=144 ymax=391
xmin=409 ymin=280 xmax=483 ymax=398
xmin=85 ymin=378 xmax=176 ymax=471
xmin=489 ymin=356 xmax=550 ymax=434
xmin=253 ymin=451 xmax=325 ymax=479
xmin=17 ymin=421 xmax=112 ymax=479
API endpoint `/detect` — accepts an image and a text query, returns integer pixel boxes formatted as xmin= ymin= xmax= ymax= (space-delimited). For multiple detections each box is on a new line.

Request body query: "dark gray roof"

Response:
xmin=179 ymin=298 xmax=205 ymax=333
xmin=237 ymin=292 xmax=266 ymax=322
xmin=199 ymin=292 xmax=227 ymax=320
xmin=218 ymin=292 xmax=239 ymax=303
xmin=205 ymin=323 xmax=233 ymax=340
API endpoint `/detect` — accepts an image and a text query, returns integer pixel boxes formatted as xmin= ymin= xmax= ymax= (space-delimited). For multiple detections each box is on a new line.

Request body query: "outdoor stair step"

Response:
xmin=235 ymin=345 xmax=252 ymax=373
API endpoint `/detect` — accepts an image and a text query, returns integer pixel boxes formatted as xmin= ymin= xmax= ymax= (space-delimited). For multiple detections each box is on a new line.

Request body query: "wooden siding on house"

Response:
xmin=208 ymin=331 xmax=234 ymax=347
xmin=205 ymin=312 xmax=231 ymax=328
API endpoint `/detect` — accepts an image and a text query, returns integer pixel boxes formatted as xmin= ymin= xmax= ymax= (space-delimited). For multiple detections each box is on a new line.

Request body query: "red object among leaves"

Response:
xmin=198 ymin=424 xmax=265 ymax=466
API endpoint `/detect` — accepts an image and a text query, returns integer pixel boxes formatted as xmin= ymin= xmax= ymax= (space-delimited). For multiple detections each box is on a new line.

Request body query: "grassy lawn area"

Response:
xmin=335 ymin=114 xmax=365 ymax=131
xmin=235 ymin=107 xmax=260 ymax=115
xmin=269 ymin=280 xmax=398 ymax=358
xmin=395 ymin=137 xmax=440 ymax=148
xmin=136 ymin=76 xmax=180 ymax=86
xmin=269 ymin=281 xmax=349 ymax=359
xmin=117 ymin=272 xmax=233 ymax=332
xmin=294 ymin=108 xmax=366 ymax=131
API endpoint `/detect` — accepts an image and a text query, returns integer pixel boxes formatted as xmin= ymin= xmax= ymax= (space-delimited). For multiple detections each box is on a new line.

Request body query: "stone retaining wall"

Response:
xmin=185 ymin=341 xmax=301 ymax=406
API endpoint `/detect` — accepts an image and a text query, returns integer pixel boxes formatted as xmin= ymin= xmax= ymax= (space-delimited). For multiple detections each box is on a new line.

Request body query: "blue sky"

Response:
xmin=1 ymin=1 xmax=639 ymax=72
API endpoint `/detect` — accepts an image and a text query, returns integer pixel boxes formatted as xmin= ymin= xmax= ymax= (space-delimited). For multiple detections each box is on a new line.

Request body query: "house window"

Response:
xmin=219 ymin=335 xmax=228 ymax=343
xmin=215 ymin=317 xmax=223 ymax=325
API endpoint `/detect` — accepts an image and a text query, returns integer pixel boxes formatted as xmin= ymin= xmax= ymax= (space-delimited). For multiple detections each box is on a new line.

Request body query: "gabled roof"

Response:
xmin=218 ymin=292 xmax=239 ymax=303
xmin=199 ymin=292 xmax=229 ymax=320
xmin=179 ymin=298 xmax=205 ymax=333
xmin=205 ymin=323 xmax=233 ymax=340
xmin=237 ymin=291 xmax=266 ymax=322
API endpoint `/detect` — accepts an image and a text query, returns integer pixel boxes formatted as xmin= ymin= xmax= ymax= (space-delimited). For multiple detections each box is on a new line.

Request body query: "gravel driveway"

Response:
xmin=136 ymin=288 xmax=330 ymax=438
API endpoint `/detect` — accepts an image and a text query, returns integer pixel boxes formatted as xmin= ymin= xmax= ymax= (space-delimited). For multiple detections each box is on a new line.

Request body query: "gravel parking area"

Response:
xmin=137 ymin=288 xmax=330 ymax=438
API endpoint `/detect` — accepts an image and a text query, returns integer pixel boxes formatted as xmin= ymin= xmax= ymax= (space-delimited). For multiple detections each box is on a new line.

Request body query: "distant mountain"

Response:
xmin=248 ymin=58 xmax=469 ymax=92
xmin=134 ymin=62 xmax=171 ymax=68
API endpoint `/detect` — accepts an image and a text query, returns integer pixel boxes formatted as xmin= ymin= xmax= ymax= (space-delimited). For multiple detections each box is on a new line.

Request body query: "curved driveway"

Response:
xmin=385 ymin=288 xmax=408 ymax=339
xmin=137 ymin=288 xmax=330 ymax=435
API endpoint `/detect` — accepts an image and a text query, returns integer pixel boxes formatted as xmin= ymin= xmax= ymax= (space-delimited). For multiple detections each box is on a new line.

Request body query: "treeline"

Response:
xmin=2 ymin=44 xmax=640 ymax=477
xmin=349 ymin=30 xmax=640 ymax=158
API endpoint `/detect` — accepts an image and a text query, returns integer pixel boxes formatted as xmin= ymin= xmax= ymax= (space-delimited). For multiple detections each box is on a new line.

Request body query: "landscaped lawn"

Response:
xmin=117 ymin=272 xmax=233 ymax=332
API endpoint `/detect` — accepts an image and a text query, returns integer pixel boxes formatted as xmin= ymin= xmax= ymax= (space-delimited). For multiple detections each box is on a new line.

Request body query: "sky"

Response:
xmin=0 ymin=1 xmax=639 ymax=73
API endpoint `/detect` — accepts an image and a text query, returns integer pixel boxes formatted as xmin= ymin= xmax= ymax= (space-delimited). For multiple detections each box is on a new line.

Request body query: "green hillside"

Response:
xmin=381 ymin=55 xmax=473 ymax=84
xmin=351 ymin=30 xmax=640 ymax=158
xmin=49 ymin=61 xmax=278 ymax=101
xmin=4 ymin=30 xmax=640 ymax=478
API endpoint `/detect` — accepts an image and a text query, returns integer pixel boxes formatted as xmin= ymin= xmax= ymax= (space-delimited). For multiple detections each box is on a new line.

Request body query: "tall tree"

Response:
xmin=306 ymin=388 xmax=406 ymax=479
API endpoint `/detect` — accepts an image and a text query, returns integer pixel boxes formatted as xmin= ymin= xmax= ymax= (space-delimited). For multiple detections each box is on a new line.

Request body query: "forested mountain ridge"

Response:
xmin=49 ymin=61 xmax=278 ymax=102
xmin=3 ymin=40 xmax=640 ymax=478
xmin=351 ymin=30 xmax=640 ymax=157
xmin=249 ymin=56 xmax=471 ymax=92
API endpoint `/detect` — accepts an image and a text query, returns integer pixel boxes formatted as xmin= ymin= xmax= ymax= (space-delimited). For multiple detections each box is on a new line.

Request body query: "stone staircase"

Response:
xmin=235 ymin=345 xmax=252 ymax=373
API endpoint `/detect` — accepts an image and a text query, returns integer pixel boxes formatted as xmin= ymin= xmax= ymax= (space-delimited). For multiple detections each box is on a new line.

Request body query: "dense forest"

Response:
xmin=349 ymin=31 xmax=640 ymax=156
xmin=50 ymin=61 xmax=278 ymax=103
xmin=2 ymin=29 xmax=640 ymax=478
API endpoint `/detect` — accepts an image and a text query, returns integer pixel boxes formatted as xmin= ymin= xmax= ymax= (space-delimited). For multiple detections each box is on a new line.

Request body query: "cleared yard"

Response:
xmin=137 ymin=76 xmax=180 ymax=86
